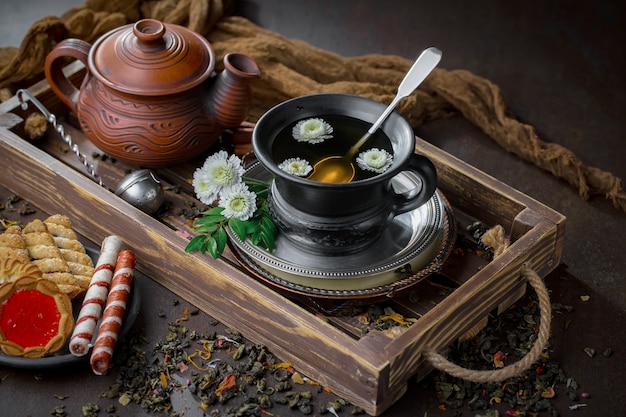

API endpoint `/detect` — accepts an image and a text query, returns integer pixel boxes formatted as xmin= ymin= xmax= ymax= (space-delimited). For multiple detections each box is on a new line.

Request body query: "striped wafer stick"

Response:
xmin=69 ymin=235 xmax=123 ymax=357
xmin=90 ymin=249 xmax=135 ymax=375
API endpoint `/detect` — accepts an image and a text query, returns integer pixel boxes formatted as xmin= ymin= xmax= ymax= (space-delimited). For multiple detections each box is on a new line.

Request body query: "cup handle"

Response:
xmin=44 ymin=38 xmax=92 ymax=114
xmin=391 ymin=153 xmax=437 ymax=215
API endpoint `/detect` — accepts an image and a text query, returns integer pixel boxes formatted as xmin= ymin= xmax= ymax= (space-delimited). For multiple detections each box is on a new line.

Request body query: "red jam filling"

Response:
xmin=0 ymin=289 xmax=60 ymax=348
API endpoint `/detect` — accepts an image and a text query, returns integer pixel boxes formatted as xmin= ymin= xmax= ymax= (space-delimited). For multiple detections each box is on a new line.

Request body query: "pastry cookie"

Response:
xmin=22 ymin=219 xmax=82 ymax=299
xmin=44 ymin=215 xmax=95 ymax=294
xmin=0 ymin=225 xmax=30 ymax=264
xmin=0 ymin=274 xmax=74 ymax=358
xmin=0 ymin=256 xmax=43 ymax=285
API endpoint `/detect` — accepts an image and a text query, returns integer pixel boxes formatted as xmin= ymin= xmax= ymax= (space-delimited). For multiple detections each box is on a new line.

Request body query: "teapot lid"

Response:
xmin=90 ymin=19 xmax=215 ymax=95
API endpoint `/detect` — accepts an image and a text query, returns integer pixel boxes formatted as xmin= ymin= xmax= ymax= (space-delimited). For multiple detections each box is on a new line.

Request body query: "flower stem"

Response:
xmin=243 ymin=177 xmax=271 ymax=187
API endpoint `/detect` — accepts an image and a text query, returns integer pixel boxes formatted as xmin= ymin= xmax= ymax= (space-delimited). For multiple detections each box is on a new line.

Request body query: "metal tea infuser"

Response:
xmin=16 ymin=89 xmax=164 ymax=215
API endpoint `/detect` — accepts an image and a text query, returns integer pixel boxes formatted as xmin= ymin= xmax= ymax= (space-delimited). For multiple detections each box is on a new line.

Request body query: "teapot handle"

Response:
xmin=391 ymin=153 xmax=438 ymax=215
xmin=44 ymin=38 xmax=92 ymax=114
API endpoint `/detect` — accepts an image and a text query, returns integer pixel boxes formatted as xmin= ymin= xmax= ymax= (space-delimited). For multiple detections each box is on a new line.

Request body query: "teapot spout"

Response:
xmin=206 ymin=53 xmax=261 ymax=129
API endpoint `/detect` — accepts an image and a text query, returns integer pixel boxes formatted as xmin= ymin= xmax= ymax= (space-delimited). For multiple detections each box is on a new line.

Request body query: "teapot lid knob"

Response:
xmin=133 ymin=19 xmax=166 ymax=47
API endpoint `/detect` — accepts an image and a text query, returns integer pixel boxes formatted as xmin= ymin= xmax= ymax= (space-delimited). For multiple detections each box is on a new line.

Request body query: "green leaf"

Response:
xmin=215 ymin=227 xmax=228 ymax=255
xmin=195 ymin=214 xmax=227 ymax=225
xmin=260 ymin=215 xmax=277 ymax=250
xmin=245 ymin=221 xmax=261 ymax=235
xmin=261 ymin=230 xmax=276 ymax=252
xmin=185 ymin=235 xmax=206 ymax=253
xmin=250 ymin=230 xmax=262 ymax=246
xmin=201 ymin=206 xmax=225 ymax=216
xmin=261 ymin=216 xmax=277 ymax=235
xmin=206 ymin=236 xmax=219 ymax=259
xmin=228 ymin=218 xmax=248 ymax=241
xmin=193 ymin=223 xmax=220 ymax=234
xmin=256 ymin=203 xmax=271 ymax=215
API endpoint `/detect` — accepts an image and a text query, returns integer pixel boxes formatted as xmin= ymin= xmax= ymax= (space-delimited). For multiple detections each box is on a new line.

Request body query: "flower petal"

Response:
xmin=356 ymin=148 xmax=393 ymax=173
xmin=292 ymin=118 xmax=333 ymax=144
xmin=218 ymin=183 xmax=257 ymax=221
xmin=278 ymin=157 xmax=313 ymax=176
xmin=193 ymin=151 xmax=246 ymax=204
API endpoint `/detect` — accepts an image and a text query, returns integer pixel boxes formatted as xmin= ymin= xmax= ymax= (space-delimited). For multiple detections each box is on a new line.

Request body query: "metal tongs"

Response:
xmin=16 ymin=89 xmax=164 ymax=214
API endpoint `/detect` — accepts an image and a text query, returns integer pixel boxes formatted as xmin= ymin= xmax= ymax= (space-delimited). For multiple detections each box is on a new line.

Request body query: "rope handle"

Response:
xmin=423 ymin=265 xmax=551 ymax=383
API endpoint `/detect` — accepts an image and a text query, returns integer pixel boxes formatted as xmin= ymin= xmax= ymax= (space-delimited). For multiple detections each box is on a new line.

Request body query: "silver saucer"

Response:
xmin=227 ymin=163 xmax=456 ymax=298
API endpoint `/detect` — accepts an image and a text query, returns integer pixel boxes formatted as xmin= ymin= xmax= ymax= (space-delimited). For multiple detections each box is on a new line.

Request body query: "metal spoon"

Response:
xmin=17 ymin=89 xmax=164 ymax=215
xmin=307 ymin=47 xmax=442 ymax=183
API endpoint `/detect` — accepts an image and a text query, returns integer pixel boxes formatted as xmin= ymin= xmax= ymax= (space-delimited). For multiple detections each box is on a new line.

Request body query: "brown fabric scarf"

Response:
xmin=1 ymin=0 xmax=623 ymax=213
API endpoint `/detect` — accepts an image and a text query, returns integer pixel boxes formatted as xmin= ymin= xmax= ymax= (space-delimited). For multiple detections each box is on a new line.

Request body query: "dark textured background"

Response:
xmin=0 ymin=1 xmax=624 ymax=416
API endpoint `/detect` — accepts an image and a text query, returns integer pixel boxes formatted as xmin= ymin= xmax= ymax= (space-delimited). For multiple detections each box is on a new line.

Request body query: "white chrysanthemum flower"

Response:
xmin=201 ymin=150 xmax=245 ymax=186
xmin=192 ymin=150 xmax=245 ymax=204
xmin=292 ymin=118 xmax=333 ymax=144
xmin=218 ymin=183 xmax=257 ymax=221
xmin=278 ymin=157 xmax=313 ymax=177
xmin=192 ymin=169 xmax=221 ymax=204
xmin=356 ymin=148 xmax=394 ymax=173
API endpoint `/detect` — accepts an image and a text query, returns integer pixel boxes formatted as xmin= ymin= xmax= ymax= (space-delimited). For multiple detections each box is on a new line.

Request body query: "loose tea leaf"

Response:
xmin=100 ymin=309 xmax=348 ymax=416
xmin=583 ymin=347 xmax=596 ymax=358
xmin=81 ymin=403 xmax=99 ymax=417
xmin=427 ymin=291 xmax=580 ymax=416
xmin=50 ymin=405 xmax=68 ymax=417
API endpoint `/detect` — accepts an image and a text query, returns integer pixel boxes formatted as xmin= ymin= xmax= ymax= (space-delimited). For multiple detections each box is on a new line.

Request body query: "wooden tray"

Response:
xmin=0 ymin=64 xmax=565 ymax=416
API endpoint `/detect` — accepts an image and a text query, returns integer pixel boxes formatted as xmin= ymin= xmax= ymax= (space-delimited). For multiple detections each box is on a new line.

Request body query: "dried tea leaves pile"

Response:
xmin=101 ymin=312 xmax=360 ymax=416
xmin=426 ymin=294 xmax=581 ymax=416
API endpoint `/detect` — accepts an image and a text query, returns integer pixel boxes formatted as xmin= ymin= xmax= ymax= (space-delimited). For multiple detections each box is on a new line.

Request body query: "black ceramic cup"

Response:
xmin=252 ymin=93 xmax=437 ymax=255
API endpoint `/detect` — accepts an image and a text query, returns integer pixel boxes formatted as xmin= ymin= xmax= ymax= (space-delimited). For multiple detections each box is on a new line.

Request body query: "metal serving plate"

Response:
xmin=227 ymin=163 xmax=456 ymax=297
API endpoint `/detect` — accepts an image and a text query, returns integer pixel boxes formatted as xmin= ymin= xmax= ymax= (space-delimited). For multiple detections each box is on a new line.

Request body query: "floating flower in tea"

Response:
xmin=356 ymin=148 xmax=393 ymax=173
xmin=273 ymin=115 xmax=395 ymax=182
xmin=218 ymin=183 xmax=257 ymax=221
xmin=192 ymin=150 xmax=245 ymax=204
xmin=292 ymin=117 xmax=333 ymax=143
xmin=278 ymin=157 xmax=313 ymax=177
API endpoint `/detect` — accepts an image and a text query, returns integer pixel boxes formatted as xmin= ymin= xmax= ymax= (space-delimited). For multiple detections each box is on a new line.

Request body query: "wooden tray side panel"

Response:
xmin=416 ymin=140 xmax=565 ymax=234
xmin=374 ymin=218 xmax=561 ymax=412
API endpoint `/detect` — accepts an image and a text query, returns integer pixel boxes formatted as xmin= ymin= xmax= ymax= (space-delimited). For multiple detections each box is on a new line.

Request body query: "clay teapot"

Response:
xmin=44 ymin=19 xmax=261 ymax=168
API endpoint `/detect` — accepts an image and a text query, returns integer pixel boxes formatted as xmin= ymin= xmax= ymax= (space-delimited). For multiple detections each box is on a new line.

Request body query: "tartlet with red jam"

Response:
xmin=0 ymin=260 xmax=74 ymax=358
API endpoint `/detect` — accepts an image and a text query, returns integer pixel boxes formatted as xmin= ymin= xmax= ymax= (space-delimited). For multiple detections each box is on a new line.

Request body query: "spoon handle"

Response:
xmin=368 ymin=46 xmax=442 ymax=135
xmin=347 ymin=47 xmax=442 ymax=157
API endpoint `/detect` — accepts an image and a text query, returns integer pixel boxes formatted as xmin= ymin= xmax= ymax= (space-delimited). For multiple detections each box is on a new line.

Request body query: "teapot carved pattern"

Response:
xmin=44 ymin=19 xmax=261 ymax=168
